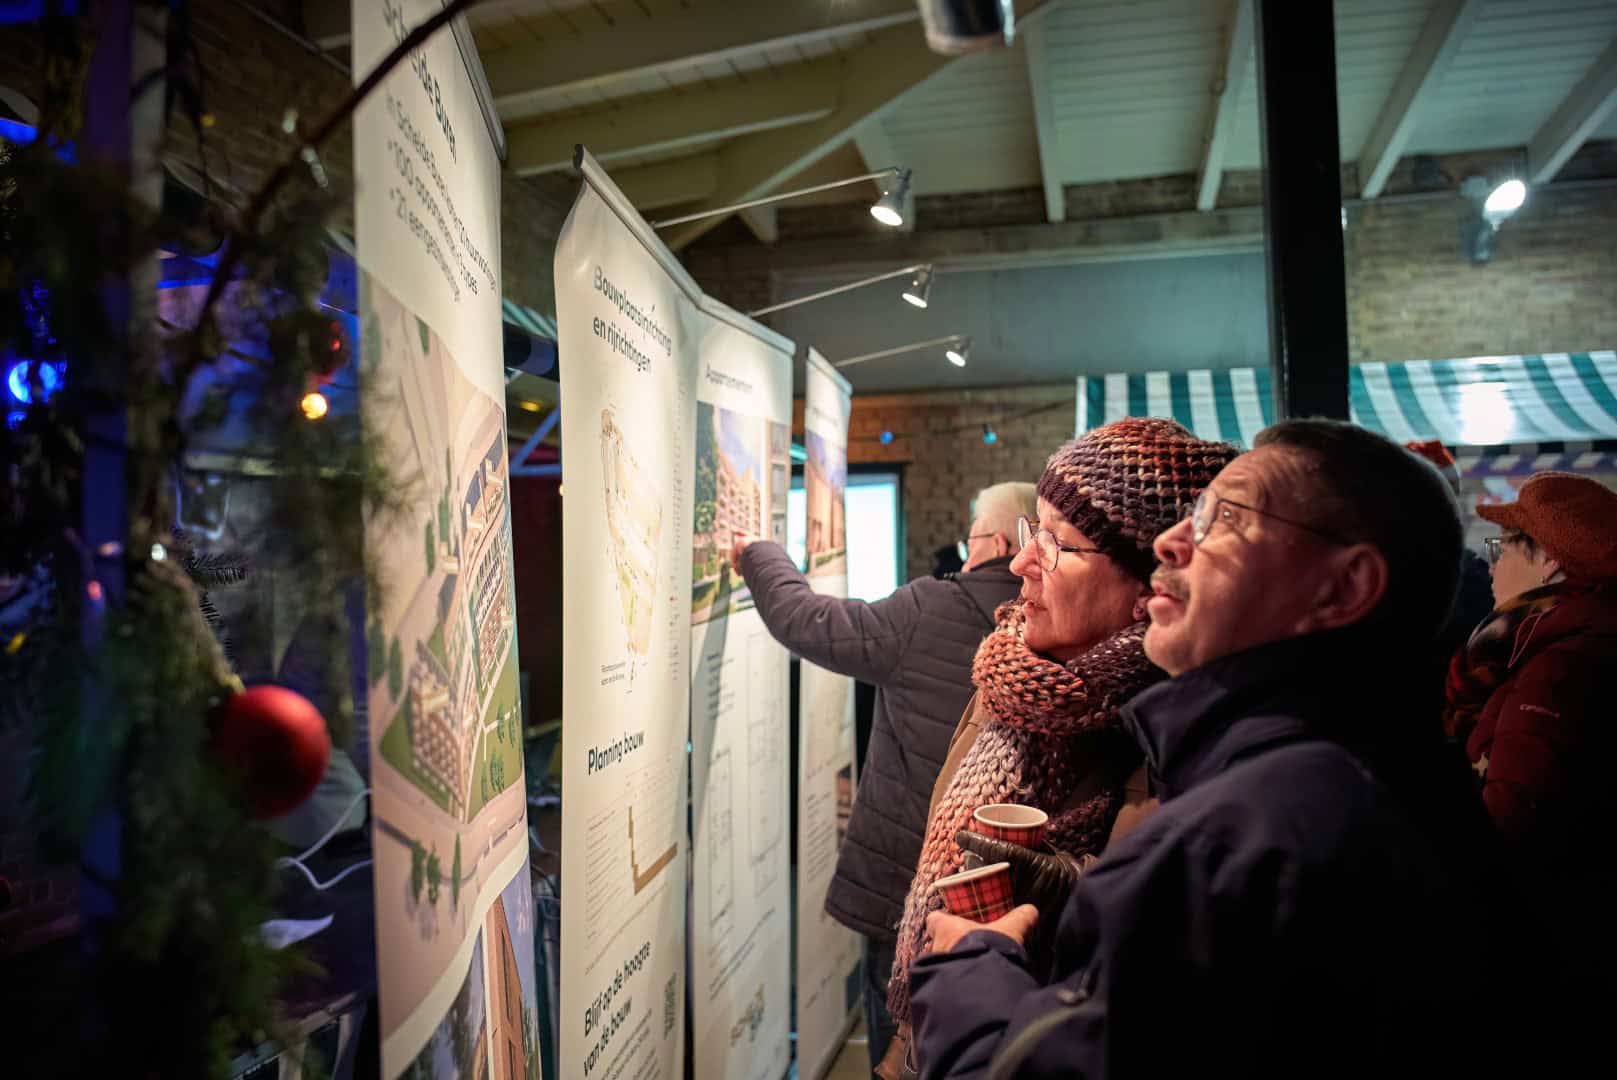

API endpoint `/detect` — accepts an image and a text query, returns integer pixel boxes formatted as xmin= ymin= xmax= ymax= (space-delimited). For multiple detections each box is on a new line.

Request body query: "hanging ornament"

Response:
xmin=212 ymin=685 xmax=331 ymax=818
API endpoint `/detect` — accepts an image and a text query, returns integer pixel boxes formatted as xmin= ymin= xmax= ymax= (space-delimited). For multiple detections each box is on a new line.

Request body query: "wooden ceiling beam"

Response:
xmin=1358 ymin=0 xmax=1485 ymax=200
xmin=507 ymin=60 xmax=840 ymax=175
xmin=1527 ymin=35 xmax=1617 ymax=184
xmin=483 ymin=0 xmax=919 ymax=123
xmin=1024 ymin=20 xmax=1066 ymax=222
xmin=1195 ymin=0 xmax=1254 ymax=212
xmin=660 ymin=0 xmax=1061 ymax=251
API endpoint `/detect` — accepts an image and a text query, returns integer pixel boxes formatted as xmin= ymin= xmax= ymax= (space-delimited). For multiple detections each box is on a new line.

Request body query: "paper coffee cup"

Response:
xmin=969 ymin=803 xmax=1049 ymax=848
xmin=932 ymin=861 xmax=1014 ymax=922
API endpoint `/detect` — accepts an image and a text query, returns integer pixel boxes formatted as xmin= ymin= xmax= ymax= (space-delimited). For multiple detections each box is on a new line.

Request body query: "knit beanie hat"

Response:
xmin=1036 ymin=417 xmax=1240 ymax=583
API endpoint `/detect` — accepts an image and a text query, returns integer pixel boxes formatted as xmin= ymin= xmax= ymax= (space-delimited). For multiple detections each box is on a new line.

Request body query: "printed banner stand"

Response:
xmin=687 ymin=309 xmax=795 ymax=1080
xmin=794 ymin=348 xmax=864 ymax=1080
xmin=353 ymin=2 xmax=541 ymax=1078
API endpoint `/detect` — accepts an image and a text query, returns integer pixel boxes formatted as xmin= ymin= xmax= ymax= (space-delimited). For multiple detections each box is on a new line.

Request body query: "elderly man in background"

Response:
xmin=732 ymin=480 xmax=1034 ymax=1073
xmin=910 ymin=420 xmax=1518 ymax=1079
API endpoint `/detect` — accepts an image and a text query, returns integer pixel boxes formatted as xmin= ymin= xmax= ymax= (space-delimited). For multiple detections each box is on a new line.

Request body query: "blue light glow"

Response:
xmin=5 ymin=359 xmax=63 ymax=405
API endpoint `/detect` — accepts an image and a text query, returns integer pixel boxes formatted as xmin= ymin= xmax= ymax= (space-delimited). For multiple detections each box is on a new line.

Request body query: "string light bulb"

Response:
xmin=300 ymin=390 xmax=329 ymax=420
xmin=982 ymin=424 xmax=998 ymax=445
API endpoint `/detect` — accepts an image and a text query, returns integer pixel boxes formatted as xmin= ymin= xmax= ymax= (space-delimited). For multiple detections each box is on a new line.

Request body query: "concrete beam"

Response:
xmin=661 ymin=0 xmax=1060 ymax=251
xmin=507 ymin=60 xmax=840 ymax=175
xmin=1358 ymin=0 xmax=1484 ymax=199
xmin=1023 ymin=20 xmax=1066 ymax=222
xmin=483 ymin=0 xmax=919 ymax=123
xmin=1195 ymin=0 xmax=1254 ymax=212
xmin=693 ymin=206 xmax=1266 ymax=278
xmin=613 ymin=154 xmax=722 ymax=212
xmin=1527 ymin=35 xmax=1617 ymax=184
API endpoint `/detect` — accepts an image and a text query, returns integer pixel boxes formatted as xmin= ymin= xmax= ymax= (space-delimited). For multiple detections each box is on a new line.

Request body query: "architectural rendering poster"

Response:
xmin=354 ymin=1 xmax=539 ymax=1075
xmin=688 ymin=313 xmax=794 ymax=1080
xmin=795 ymin=349 xmax=863 ymax=1080
xmin=554 ymin=164 xmax=697 ymax=1080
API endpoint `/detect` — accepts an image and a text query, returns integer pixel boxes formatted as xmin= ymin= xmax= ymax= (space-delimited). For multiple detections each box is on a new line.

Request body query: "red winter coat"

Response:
xmin=1458 ymin=579 xmax=1617 ymax=1003
xmin=1463 ymin=580 xmax=1617 ymax=853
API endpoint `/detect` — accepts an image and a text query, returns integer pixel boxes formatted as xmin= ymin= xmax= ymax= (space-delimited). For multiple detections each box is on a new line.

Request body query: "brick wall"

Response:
xmin=794 ymin=384 xmax=1077 ymax=579
xmin=503 ymin=172 xmax=578 ymax=319
xmin=1345 ymin=183 xmax=1617 ymax=364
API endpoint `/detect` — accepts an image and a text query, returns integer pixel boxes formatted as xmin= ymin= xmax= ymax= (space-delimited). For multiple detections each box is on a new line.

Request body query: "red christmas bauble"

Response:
xmin=213 ymin=685 xmax=332 ymax=818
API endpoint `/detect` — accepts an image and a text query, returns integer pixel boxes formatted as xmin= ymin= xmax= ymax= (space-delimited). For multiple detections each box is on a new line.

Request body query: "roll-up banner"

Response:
xmin=794 ymin=349 xmax=864 ymax=1080
xmin=354 ymin=1 xmax=539 ymax=1078
xmin=555 ymin=148 xmax=801 ymax=1080
xmin=688 ymin=313 xmax=795 ymax=1080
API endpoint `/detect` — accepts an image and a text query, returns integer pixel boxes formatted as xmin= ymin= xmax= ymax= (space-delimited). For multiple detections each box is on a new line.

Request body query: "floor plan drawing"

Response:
xmin=601 ymin=406 xmax=663 ymax=687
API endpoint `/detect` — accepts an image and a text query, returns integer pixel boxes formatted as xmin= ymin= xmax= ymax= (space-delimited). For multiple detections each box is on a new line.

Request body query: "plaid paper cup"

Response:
xmin=969 ymin=803 xmax=1049 ymax=848
xmin=932 ymin=861 xmax=1014 ymax=923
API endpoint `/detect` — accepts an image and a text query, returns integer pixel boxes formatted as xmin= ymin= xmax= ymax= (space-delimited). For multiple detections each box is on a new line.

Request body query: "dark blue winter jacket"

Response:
xmin=909 ymin=630 xmax=1514 ymax=1080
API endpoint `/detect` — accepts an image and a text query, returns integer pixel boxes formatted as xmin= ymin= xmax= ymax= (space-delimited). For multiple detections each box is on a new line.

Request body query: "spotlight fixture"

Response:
xmin=648 ymin=161 xmax=915 ymax=230
xmin=917 ymin=0 xmax=1016 ymax=55
xmin=982 ymin=424 xmax=998 ymax=445
xmin=747 ymin=263 xmax=934 ymax=318
xmin=834 ymin=334 xmax=973 ymax=370
xmin=1482 ymin=178 xmax=1526 ymax=223
xmin=1459 ymin=174 xmax=1528 ymax=264
xmin=901 ymin=265 xmax=933 ymax=309
xmin=870 ymin=169 xmax=912 ymax=227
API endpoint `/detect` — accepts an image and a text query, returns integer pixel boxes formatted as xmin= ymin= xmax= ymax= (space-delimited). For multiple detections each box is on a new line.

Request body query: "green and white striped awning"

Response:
xmin=1077 ymin=351 xmax=1617 ymax=452
xmin=502 ymin=298 xmax=558 ymax=340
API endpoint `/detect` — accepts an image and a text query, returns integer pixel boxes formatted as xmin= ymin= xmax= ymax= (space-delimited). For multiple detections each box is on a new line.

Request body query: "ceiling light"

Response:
xmin=946 ymin=337 xmax=970 ymax=367
xmin=1483 ymin=179 xmax=1526 ymax=219
xmin=870 ymin=169 xmax=911 ymax=227
xmin=918 ymin=0 xmax=1016 ymax=55
xmin=1459 ymin=174 xmax=1528 ymax=263
xmin=901 ymin=265 xmax=934 ymax=308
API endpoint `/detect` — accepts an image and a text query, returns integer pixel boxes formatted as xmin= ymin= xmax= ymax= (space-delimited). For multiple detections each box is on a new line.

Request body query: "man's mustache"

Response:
xmin=1151 ymin=570 xmax=1189 ymax=602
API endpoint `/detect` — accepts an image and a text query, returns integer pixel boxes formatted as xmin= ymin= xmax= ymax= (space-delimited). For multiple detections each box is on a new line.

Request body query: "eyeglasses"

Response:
xmin=1191 ymin=488 xmax=1352 ymax=547
xmin=1017 ymin=516 xmax=1103 ymax=572
xmin=956 ymin=533 xmax=996 ymax=562
xmin=1482 ymin=536 xmax=1503 ymax=566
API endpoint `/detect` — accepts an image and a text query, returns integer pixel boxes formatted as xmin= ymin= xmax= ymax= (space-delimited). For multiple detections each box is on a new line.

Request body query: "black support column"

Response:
xmin=1254 ymin=0 xmax=1350 ymax=421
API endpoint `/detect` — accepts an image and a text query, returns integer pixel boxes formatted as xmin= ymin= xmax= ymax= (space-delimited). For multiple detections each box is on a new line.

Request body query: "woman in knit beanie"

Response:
xmin=876 ymin=418 xmax=1238 ymax=1079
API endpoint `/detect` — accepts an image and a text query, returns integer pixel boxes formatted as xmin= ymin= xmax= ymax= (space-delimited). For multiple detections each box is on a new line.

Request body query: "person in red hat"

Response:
xmin=1444 ymin=470 xmax=1617 ymax=1011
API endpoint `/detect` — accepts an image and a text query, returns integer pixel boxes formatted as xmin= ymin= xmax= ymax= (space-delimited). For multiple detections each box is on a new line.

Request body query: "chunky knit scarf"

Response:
xmin=1442 ymin=582 xmax=1579 ymax=741
xmin=887 ymin=602 xmax=1162 ymax=1023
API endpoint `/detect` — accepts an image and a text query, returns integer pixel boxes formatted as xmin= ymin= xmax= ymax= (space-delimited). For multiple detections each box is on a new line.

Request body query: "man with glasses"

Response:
xmin=730 ymin=480 xmax=1033 ymax=1074
xmin=909 ymin=420 xmax=1518 ymax=1079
